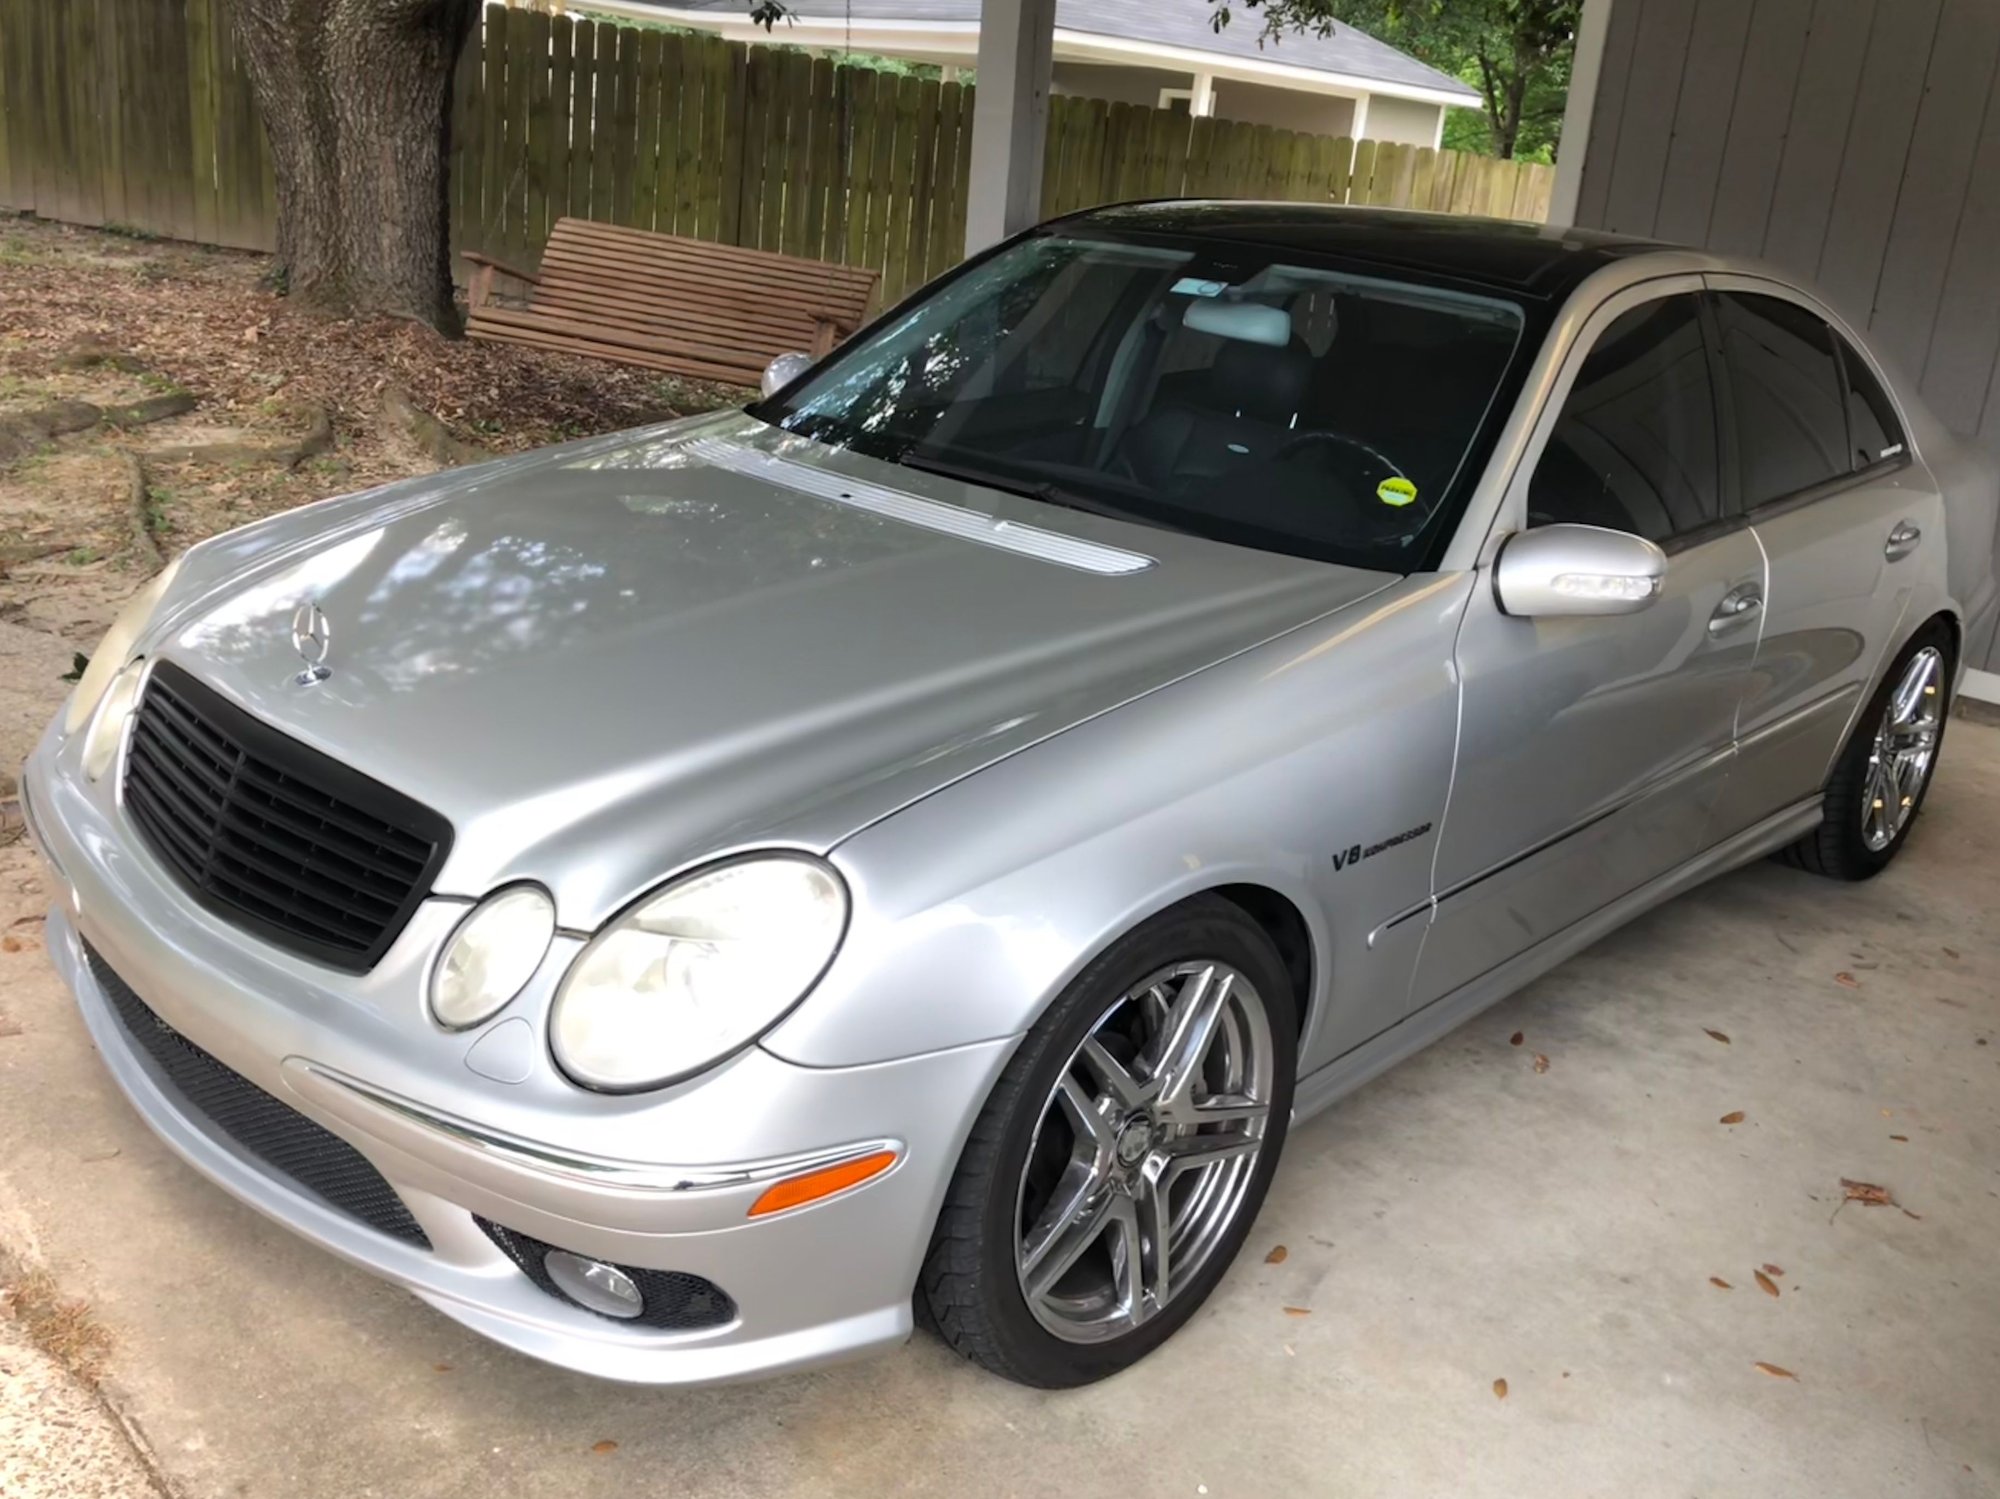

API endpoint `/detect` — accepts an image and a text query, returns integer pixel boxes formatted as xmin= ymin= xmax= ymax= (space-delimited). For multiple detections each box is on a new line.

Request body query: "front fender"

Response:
xmin=761 ymin=574 xmax=1473 ymax=1070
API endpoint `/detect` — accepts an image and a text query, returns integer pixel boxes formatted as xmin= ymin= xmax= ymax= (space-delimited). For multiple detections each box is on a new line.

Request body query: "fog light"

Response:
xmin=543 ymin=1250 xmax=644 ymax=1320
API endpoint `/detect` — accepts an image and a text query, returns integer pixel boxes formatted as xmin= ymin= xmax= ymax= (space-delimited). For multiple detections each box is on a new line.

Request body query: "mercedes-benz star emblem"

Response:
xmin=290 ymin=600 xmax=333 ymax=686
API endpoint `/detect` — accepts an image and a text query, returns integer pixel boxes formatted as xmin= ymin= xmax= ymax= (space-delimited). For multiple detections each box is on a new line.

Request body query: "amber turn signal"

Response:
xmin=747 ymin=1150 xmax=898 ymax=1218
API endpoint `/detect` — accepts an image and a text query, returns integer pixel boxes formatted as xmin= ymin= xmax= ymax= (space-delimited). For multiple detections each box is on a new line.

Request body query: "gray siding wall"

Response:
xmin=1574 ymin=0 xmax=2000 ymax=668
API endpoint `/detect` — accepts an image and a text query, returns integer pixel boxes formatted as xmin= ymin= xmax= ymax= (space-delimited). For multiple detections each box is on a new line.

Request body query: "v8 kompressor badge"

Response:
xmin=1333 ymin=822 xmax=1434 ymax=872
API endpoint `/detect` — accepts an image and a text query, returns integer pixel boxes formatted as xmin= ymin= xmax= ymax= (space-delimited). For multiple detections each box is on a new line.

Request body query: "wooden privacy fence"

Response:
xmin=0 ymin=0 xmax=1556 ymax=305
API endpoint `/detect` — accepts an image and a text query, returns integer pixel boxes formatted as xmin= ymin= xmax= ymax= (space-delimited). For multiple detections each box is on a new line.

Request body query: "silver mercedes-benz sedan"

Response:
xmin=22 ymin=205 xmax=1998 ymax=1389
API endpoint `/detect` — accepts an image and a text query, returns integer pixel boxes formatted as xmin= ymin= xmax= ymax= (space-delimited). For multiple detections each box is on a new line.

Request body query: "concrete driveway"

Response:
xmin=3 ymin=707 xmax=1995 ymax=1499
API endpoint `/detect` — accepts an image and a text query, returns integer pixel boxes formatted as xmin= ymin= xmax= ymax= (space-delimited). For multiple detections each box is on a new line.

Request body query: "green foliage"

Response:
xmin=63 ymin=652 xmax=89 ymax=684
xmin=1207 ymin=0 xmax=1577 ymax=160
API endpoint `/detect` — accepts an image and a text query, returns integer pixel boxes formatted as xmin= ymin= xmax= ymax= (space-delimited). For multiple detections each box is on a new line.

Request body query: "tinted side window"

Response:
xmin=1528 ymin=295 xmax=1721 ymax=543
xmin=1714 ymin=292 xmax=1848 ymax=505
xmin=1834 ymin=336 xmax=1907 ymax=469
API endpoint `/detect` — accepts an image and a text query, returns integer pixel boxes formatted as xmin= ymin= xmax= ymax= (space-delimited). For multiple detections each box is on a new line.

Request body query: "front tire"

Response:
xmin=1779 ymin=622 xmax=1952 ymax=880
xmin=920 ymin=896 xmax=1297 ymax=1387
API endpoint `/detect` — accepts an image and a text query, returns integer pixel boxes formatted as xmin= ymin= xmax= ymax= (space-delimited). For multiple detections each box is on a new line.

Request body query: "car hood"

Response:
xmin=156 ymin=412 xmax=1394 ymax=925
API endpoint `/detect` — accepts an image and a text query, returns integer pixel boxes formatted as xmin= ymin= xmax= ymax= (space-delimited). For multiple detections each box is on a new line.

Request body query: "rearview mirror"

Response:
xmin=1495 ymin=524 xmax=1666 ymax=618
xmin=760 ymin=351 xmax=814 ymax=398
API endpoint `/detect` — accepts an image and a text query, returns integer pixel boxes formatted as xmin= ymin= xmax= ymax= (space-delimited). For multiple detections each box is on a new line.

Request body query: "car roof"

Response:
xmin=1061 ymin=202 xmax=1682 ymax=300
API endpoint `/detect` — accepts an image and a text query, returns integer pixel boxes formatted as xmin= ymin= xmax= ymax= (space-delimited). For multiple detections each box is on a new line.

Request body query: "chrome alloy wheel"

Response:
xmin=1012 ymin=961 xmax=1276 ymax=1344
xmin=1861 ymin=645 xmax=1945 ymax=853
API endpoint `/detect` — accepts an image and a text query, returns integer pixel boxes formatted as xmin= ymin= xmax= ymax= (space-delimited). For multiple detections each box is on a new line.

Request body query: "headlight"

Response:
xmin=551 ymin=855 xmax=847 ymax=1092
xmin=430 ymin=886 xmax=557 ymax=1029
xmin=64 ymin=558 xmax=183 ymax=736
xmin=81 ymin=661 xmax=147 ymax=782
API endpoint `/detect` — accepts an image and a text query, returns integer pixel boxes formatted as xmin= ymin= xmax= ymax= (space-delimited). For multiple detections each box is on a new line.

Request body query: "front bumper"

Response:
xmin=21 ymin=723 xmax=1014 ymax=1385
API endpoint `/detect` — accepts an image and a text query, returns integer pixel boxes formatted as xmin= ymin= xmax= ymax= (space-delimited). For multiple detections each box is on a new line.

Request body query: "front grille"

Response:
xmin=85 ymin=942 xmax=430 ymax=1248
xmin=476 ymin=1218 xmax=735 ymax=1331
xmin=123 ymin=660 xmax=452 ymax=973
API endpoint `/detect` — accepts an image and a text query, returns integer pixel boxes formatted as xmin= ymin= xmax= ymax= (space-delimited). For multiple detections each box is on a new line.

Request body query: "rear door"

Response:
xmin=1411 ymin=283 xmax=1765 ymax=1010
xmin=1702 ymin=279 xmax=1941 ymax=836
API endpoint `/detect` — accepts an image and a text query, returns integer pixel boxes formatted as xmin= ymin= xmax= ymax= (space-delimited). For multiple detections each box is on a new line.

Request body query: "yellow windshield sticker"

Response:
xmin=1377 ymin=477 xmax=1418 ymax=508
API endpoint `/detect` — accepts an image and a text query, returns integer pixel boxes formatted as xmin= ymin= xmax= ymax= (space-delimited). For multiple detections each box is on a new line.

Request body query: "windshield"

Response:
xmin=756 ymin=232 xmax=1527 ymax=569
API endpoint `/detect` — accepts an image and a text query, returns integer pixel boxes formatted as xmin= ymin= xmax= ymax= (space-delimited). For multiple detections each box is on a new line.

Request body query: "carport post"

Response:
xmin=965 ymin=0 xmax=1059 ymax=254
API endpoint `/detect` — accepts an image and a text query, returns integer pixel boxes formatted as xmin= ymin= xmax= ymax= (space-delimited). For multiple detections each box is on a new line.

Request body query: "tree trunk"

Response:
xmin=227 ymin=0 xmax=477 ymax=330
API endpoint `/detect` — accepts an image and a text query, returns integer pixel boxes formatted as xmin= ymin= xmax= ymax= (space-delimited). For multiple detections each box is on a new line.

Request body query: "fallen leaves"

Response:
xmin=1282 ymin=1306 xmax=1312 ymax=1318
xmin=1492 ymin=1378 xmax=1508 ymax=1400
xmin=1754 ymin=1270 xmax=1780 ymax=1299
xmin=1890 ymin=1134 xmax=1908 ymax=1143
xmin=1704 ymin=1028 xmax=1731 ymax=1045
xmin=1264 ymin=1245 xmax=1288 ymax=1265
xmin=1509 ymin=1031 xmax=1523 ymax=1046
xmin=1833 ymin=972 xmax=1859 ymax=989
xmin=591 ymin=1441 xmax=619 ymax=1455
xmin=1840 ymin=1178 xmax=1895 ymax=1207
xmin=1532 ymin=1052 xmax=1550 ymax=1074
xmin=0 ymin=935 xmax=21 ymax=954
xmin=1709 ymin=1276 xmax=1732 ymax=1290
xmin=432 ymin=1362 xmax=452 ymax=1373
xmin=1719 ymin=1110 xmax=1745 ymax=1125
xmin=1753 ymin=1362 xmax=1798 ymax=1381
xmin=1761 ymin=1263 xmax=1784 ymax=1277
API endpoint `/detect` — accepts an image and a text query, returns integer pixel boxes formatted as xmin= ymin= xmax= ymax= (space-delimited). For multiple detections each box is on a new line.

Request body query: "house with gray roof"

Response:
xmin=581 ymin=0 xmax=1480 ymax=145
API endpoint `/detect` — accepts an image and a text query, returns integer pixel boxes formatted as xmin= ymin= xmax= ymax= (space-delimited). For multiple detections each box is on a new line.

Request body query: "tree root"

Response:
xmin=0 ymin=400 xmax=104 ymax=464
xmin=0 ymin=541 xmax=80 ymax=574
xmin=54 ymin=341 xmax=149 ymax=374
xmin=380 ymin=385 xmax=488 ymax=468
xmin=148 ymin=404 xmax=333 ymax=470
xmin=121 ymin=450 xmax=164 ymax=574
xmin=0 ymin=393 xmax=195 ymax=465
xmin=97 ymin=393 xmax=199 ymax=429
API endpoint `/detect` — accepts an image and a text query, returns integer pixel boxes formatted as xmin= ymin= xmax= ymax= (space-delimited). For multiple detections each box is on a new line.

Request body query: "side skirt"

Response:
xmin=1291 ymin=796 xmax=1824 ymax=1125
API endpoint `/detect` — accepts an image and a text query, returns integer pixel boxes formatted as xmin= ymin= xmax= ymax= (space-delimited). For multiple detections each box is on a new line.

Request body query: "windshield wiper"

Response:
xmin=892 ymin=449 xmax=1177 ymax=532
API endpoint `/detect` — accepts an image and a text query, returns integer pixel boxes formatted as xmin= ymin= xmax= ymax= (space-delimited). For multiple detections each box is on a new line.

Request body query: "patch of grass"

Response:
xmin=144 ymin=481 xmax=179 ymax=537
xmin=101 ymin=221 xmax=162 ymax=243
xmin=2 ymin=1268 xmax=115 ymax=1387
xmin=136 ymin=369 xmax=183 ymax=395
xmin=64 ymin=546 xmax=103 ymax=566
xmin=0 ymin=235 xmax=37 ymax=265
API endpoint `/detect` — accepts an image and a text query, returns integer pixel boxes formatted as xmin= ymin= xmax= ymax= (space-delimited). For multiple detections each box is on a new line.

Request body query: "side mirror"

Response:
xmin=1495 ymin=524 xmax=1667 ymax=618
xmin=760 ymin=351 xmax=814 ymax=398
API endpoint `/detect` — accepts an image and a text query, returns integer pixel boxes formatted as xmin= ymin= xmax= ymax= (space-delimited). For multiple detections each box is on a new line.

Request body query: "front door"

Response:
xmin=1412 ymin=287 xmax=1764 ymax=1009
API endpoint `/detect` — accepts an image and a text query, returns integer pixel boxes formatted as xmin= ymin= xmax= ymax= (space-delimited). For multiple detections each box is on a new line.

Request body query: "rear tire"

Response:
xmin=1778 ymin=622 xmax=1952 ymax=880
xmin=920 ymin=896 xmax=1296 ymax=1387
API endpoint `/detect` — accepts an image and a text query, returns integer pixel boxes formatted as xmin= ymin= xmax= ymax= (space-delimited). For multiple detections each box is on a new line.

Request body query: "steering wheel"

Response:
xmin=1272 ymin=430 xmax=1406 ymax=483
xmin=1264 ymin=427 xmax=1424 ymax=535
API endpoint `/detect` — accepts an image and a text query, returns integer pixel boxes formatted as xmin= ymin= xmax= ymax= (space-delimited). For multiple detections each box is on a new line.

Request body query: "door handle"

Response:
xmin=1885 ymin=521 xmax=1922 ymax=562
xmin=1708 ymin=586 xmax=1763 ymax=636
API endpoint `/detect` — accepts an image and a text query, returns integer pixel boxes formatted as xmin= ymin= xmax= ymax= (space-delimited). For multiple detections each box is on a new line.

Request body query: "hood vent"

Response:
xmin=685 ymin=437 xmax=1156 ymax=577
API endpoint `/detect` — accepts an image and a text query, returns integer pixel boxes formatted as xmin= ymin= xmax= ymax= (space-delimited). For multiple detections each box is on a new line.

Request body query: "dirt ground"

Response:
xmin=0 ymin=212 xmax=740 ymax=656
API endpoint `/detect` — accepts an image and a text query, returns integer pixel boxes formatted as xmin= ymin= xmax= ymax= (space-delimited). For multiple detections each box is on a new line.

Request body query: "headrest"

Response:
xmin=1210 ymin=338 xmax=1313 ymax=423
